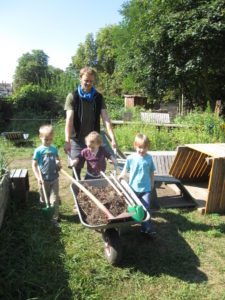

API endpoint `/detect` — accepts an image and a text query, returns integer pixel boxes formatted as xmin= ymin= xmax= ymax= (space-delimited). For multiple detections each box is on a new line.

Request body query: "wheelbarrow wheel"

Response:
xmin=102 ymin=229 xmax=122 ymax=265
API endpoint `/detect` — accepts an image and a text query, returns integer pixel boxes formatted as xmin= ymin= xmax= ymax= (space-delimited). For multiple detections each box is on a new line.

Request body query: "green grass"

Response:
xmin=1 ymin=195 xmax=225 ymax=299
xmin=1 ymin=146 xmax=225 ymax=300
xmin=0 ymin=110 xmax=225 ymax=299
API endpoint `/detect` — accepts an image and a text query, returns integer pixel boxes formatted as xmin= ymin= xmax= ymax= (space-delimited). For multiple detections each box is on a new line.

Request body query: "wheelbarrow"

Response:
xmin=63 ymin=168 xmax=150 ymax=265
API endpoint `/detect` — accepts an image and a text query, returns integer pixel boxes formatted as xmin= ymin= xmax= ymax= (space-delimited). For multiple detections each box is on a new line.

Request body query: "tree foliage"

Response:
xmin=11 ymin=1 xmax=225 ymax=113
xmin=116 ymin=0 xmax=225 ymax=109
xmin=13 ymin=50 xmax=49 ymax=91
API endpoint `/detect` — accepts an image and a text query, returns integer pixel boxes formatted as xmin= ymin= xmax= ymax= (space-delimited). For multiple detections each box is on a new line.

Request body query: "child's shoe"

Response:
xmin=141 ymin=229 xmax=157 ymax=239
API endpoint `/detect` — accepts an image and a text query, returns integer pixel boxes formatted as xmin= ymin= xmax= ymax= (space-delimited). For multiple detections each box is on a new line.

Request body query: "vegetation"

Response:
xmin=1 ymin=0 xmax=223 ymax=120
xmin=0 ymin=2 xmax=224 ymax=298
xmin=72 ymin=0 xmax=225 ymax=112
xmin=0 ymin=149 xmax=225 ymax=299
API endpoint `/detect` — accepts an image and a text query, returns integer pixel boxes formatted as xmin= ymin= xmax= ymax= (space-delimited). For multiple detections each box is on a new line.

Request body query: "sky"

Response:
xmin=0 ymin=0 xmax=125 ymax=83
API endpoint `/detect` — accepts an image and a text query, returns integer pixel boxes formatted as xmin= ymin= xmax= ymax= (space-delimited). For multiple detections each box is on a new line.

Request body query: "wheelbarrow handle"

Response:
xmin=60 ymin=168 xmax=114 ymax=219
xmin=110 ymin=173 xmax=134 ymax=206
xmin=100 ymin=171 xmax=123 ymax=196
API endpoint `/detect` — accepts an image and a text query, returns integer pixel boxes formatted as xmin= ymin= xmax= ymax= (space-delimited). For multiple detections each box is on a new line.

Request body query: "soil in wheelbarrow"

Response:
xmin=77 ymin=184 xmax=128 ymax=225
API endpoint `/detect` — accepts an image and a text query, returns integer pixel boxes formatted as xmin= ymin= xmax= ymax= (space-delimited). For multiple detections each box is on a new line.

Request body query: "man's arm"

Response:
xmin=101 ymin=109 xmax=117 ymax=149
xmin=64 ymin=110 xmax=74 ymax=153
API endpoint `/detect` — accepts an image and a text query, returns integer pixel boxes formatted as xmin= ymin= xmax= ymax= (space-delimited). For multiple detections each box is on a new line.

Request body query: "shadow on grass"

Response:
xmin=0 ymin=191 xmax=73 ymax=300
xmin=119 ymin=209 xmax=210 ymax=283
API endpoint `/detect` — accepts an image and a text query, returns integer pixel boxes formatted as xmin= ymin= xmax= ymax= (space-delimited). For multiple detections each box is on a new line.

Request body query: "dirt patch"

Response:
xmin=77 ymin=184 xmax=128 ymax=225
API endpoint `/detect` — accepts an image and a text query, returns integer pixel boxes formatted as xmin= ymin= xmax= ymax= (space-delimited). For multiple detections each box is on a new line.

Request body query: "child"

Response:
xmin=70 ymin=131 xmax=117 ymax=179
xmin=119 ymin=134 xmax=156 ymax=238
xmin=32 ymin=124 xmax=61 ymax=228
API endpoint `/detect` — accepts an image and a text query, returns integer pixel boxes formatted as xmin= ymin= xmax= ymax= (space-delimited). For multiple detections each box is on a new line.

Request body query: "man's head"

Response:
xmin=79 ymin=67 xmax=97 ymax=93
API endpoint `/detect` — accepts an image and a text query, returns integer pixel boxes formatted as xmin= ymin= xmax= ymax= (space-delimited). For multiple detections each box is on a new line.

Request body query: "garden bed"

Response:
xmin=0 ymin=173 xmax=10 ymax=228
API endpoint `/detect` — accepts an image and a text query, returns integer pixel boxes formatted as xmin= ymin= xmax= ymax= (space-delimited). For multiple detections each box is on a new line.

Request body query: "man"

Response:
xmin=64 ymin=66 xmax=117 ymax=179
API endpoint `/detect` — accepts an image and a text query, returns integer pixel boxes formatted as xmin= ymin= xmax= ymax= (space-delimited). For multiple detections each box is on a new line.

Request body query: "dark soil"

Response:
xmin=77 ymin=184 xmax=128 ymax=225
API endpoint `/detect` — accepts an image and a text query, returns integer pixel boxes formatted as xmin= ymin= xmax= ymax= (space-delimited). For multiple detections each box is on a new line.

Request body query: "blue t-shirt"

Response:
xmin=126 ymin=153 xmax=155 ymax=193
xmin=33 ymin=145 xmax=59 ymax=181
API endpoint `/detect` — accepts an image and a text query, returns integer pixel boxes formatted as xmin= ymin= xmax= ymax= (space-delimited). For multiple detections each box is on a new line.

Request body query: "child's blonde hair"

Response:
xmin=39 ymin=124 xmax=54 ymax=137
xmin=80 ymin=67 xmax=97 ymax=79
xmin=85 ymin=131 xmax=102 ymax=147
xmin=133 ymin=134 xmax=150 ymax=149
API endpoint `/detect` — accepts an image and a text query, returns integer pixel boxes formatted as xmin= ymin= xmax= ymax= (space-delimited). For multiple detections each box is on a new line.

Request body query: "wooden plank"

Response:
xmin=206 ymin=158 xmax=225 ymax=213
xmin=189 ymin=152 xmax=202 ymax=178
xmin=141 ymin=112 xmax=170 ymax=124
xmin=13 ymin=169 xmax=22 ymax=178
xmin=192 ymin=153 xmax=207 ymax=179
xmin=178 ymin=150 xmax=193 ymax=178
xmin=10 ymin=169 xmax=16 ymax=178
xmin=213 ymin=160 xmax=224 ymax=212
xmin=179 ymin=150 xmax=195 ymax=179
xmin=170 ymin=149 xmax=187 ymax=178
xmin=219 ymin=179 xmax=225 ymax=210
xmin=20 ymin=169 xmax=28 ymax=178
xmin=185 ymin=143 xmax=225 ymax=158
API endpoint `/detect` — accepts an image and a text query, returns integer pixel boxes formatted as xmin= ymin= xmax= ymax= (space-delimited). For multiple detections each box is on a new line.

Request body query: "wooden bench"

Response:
xmin=141 ymin=112 xmax=170 ymax=124
xmin=114 ymin=150 xmax=196 ymax=209
xmin=1 ymin=132 xmax=29 ymax=144
xmin=10 ymin=169 xmax=29 ymax=203
xmin=149 ymin=152 xmax=196 ymax=209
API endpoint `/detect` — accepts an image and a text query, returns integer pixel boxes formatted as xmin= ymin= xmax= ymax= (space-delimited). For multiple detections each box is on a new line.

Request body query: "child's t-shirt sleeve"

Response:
xmin=149 ymin=156 xmax=156 ymax=172
xmin=33 ymin=148 xmax=40 ymax=162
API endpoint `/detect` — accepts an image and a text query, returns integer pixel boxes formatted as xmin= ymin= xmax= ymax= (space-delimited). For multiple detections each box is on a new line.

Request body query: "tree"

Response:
xmin=116 ymin=0 xmax=225 ymax=109
xmin=13 ymin=50 xmax=49 ymax=91
xmin=72 ymin=33 xmax=97 ymax=74
xmin=96 ymin=25 xmax=118 ymax=75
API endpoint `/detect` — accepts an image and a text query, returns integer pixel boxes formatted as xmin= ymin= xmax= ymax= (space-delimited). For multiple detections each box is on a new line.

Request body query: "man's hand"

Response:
xmin=111 ymin=138 xmax=118 ymax=149
xmin=64 ymin=141 xmax=71 ymax=153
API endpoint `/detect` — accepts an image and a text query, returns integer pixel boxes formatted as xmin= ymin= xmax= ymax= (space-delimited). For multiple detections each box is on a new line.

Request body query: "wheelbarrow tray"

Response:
xmin=70 ymin=177 xmax=150 ymax=230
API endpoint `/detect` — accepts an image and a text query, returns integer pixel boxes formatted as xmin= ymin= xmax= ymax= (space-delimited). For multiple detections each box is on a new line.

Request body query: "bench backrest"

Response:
xmin=141 ymin=112 xmax=170 ymax=124
xmin=1 ymin=132 xmax=24 ymax=140
xmin=150 ymin=153 xmax=176 ymax=176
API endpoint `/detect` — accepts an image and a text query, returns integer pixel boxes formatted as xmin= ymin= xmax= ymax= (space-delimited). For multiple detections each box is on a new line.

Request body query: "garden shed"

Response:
xmin=124 ymin=95 xmax=147 ymax=108
xmin=169 ymin=143 xmax=225 ymax=213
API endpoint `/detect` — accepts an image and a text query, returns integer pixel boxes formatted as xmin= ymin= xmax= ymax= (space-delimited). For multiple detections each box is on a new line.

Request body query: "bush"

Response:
xmin=12 ymin=84 xmax=63 ymax=117
xmin=0 ymin=151 xmax=9 ymax=179
xmin=0 ymin=97 xmax=13 ymax=131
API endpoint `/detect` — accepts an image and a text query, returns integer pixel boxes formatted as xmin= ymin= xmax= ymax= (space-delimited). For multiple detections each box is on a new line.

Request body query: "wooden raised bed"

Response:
xmin=169 ymin=144 xmax=225 ymax=213
xmin=0 ymin=173 xmax=10 ymax=228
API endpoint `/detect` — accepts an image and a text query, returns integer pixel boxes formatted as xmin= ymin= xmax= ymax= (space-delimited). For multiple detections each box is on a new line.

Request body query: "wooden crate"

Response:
xmin=10 ymin=169 xmax=29 ymax=202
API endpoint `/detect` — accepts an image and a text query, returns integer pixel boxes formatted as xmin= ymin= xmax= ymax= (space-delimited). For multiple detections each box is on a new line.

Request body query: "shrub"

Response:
xmin=12 ymin=84 xmax=63 ymax=117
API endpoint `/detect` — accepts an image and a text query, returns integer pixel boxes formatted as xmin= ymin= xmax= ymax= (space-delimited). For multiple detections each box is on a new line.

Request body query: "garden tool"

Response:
xmin=38 ymin=166 xmax=55 ymax=218
xmin=100 ymin=171 xmax=123 ymax=196
xmin=110 ymin=173 xmax=145 ymax=222
xmin=119 ymin=178 xmax=149 ymax=212
xmin=60 ymin=168 xmax=135 ymax=222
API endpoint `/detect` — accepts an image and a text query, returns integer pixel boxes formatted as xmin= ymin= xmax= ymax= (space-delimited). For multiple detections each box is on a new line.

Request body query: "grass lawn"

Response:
xmin=0 ymin=145 xmax=225 ymax=300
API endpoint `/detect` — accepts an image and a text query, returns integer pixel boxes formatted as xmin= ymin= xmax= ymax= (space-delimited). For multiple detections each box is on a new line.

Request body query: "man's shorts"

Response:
xmin=69 ymin=139 xmax=86 ymax=169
